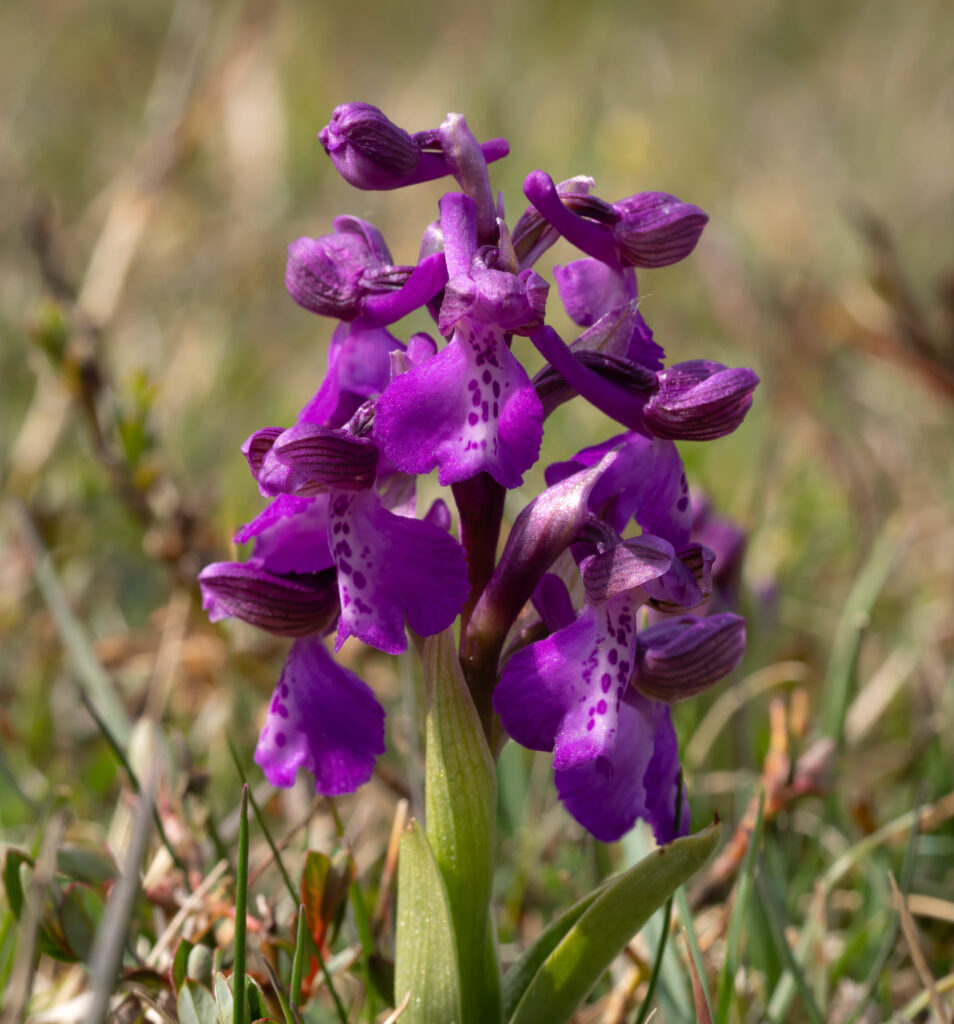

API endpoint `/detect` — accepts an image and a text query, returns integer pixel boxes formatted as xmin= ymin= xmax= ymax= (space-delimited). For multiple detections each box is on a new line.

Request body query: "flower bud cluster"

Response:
xmin=201 ymin=103 xmax=758 ymax=841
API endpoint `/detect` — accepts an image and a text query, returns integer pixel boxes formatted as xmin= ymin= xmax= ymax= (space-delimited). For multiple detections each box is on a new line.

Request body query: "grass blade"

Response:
xmin=233 ymin=784 xmax=249 ymax=1024
xmin=714 ymin=791 xmax=765 ymax=1024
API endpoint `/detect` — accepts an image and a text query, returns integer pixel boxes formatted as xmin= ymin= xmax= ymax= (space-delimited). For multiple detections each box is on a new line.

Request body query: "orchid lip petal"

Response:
xmin=329 ymin=489 xmax=470 ymax=655
xmin=254 ymin=635 xmax=385 ymax=795
xmin=374 ymin=317 xmax=544 ymax=489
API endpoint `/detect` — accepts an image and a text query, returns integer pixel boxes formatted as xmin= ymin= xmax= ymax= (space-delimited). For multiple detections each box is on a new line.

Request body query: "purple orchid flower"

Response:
xmin=374 ymin=192 xmax=547 ymax=488
xmin=201 ymin=105 xmax=758 ymax=838
xmin=494 ymin=535 xmax=690 ymax=843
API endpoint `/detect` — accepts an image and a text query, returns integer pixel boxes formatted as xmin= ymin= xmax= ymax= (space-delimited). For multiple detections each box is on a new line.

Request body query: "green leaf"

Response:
xmin=59 ymin=883 xmax=104 ymax=962
xmin=422 ymin=629 xmax=500 ymax=1024
xmin=178 ymin=979 xmax=219 ymax=1024
xmin=394 ymin=820 xmax=463 ymax=1024
xmin=245 ymin=976 xmax=268 ymax=1022
xmin=2 ymin=850 xmax=32 ymax=919
xmin=187 ymin=943 xmax=214 ymax=988
xmin=55 ymin=845 xmax=116 ymax=886
xmin=214 ymin=971 xmax=234 ymax=1024
xmin=173 ymin=939 xmax=195 ymax=991
xmin=501 ymin=887 xmax=605 ymax=1020
xmin=508 ymin=821 xmax=722 ymax=1024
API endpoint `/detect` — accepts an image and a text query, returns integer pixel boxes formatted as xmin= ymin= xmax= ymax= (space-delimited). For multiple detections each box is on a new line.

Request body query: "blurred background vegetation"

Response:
xmin=1 ymin=0 xmax=953 ymax=1021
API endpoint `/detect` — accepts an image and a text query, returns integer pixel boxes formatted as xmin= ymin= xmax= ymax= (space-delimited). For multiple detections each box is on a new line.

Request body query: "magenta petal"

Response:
xmin=330 ymin=489 xmax=470 ymax=655
xmin=547 ymin=432 xmax=691 ymax=547
xmin=641 ymin=698 xmax=689 ymax=843
xmin=235 ymin=494 xmax=333 ymax=574
xmin=554 ymin=258 xmax=632 ymax=327
xmin=298 ymin=322 xmax=404 ymax=429
xmin=375 ymin=320 xmax=543 ymax=488
xmin=255 ymin=635 xmax=385 ymax=795
xmin=494 ymin=597 xmax=639 ymax=765
xmin=555 ymin=691 xmax=685 ymax=843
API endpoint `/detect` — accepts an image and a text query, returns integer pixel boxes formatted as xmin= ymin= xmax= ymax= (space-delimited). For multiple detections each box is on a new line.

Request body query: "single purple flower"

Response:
xmin=494 ymin=535 xmax=679 ymax=841
xmin=374 ymin=194 xmax=546 ymax=488
xmin=521 ymin=170 xmax=708 ymax=269
xmin=612 ymin=192 xmax=709 ymax=269
xmin=285 ymin=216 xmax=401 ymax=319
xmin=240 ymin=425 xmax=470 ymax=656
xmin=255 ymin=634 xmax=386 ymax=795
xmin=319 ymin=103 xmax=509 ymax=191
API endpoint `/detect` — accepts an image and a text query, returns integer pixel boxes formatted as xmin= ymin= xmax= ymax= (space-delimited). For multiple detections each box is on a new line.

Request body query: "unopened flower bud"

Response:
xmin=644 ymin=360 xmax=759 ymax=441
xmin=319 ymin=103 xmax=421 ymax=189
xmin=285 ymin=217 xmax=404 ymax=320
xmin=318 ymin=103 xmax=509 ymax=191
xmin=634 ymin=613 xmax=746 ymax=701
xmin=199 ymin=563 xmax=339 ymax=637
xmin=612 ymin=192 xmax=708 ymax=268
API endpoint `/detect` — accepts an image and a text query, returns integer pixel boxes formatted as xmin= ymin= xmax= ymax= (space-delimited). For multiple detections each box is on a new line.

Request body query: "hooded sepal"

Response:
xmin=198 ymin=562 xmax=339 ymax=637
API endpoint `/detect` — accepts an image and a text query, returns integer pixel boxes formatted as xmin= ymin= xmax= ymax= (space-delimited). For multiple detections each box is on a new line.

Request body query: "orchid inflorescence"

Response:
xmin=199 ymin=103 xmax=757 ymax=844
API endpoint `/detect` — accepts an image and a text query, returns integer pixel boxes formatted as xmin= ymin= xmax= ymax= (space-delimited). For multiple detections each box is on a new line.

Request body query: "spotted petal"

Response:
xmin=254 ymin=635 xmax=385 ymax=795
xmin=374 ymin=318 xmax=543 ymax=488
xmin=494 ymin=596 xmax=641 ymax=767
xmin=330 ymin=488 xmax=470 ymax=654
xmin=555 ymin=691 xmax=687 ymax=844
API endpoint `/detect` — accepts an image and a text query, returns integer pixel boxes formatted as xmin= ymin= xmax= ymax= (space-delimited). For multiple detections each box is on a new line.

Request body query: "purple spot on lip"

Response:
xmin=596 ymin=699 xmax=607 ymax=714
xmin=353 ymin=571 xmax=367 ymax=589
xmin=601 ymin=673 xmax=611 ymax=693
xmin=468 ymin=412 xmax=479 ymax=425
xmin=275 ymin=732 xmax=286 ymax=747
xmin=677 ymin=496 xmax=689 ymax=512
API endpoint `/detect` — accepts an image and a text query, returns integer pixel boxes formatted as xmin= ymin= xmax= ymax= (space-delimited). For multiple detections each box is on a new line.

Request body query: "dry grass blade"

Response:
xmin=889 ymin=873 xmax=950 ymax=1024
xmin=86 ymin=768 xmax=157 ymax=1024
xmin=684 ymin=930 xmax=713 ymax=1024
xmin=372 ymin=797 xmax=408 ymax=937
xmin=381 ymin=989 xmax=412 ymax=1023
